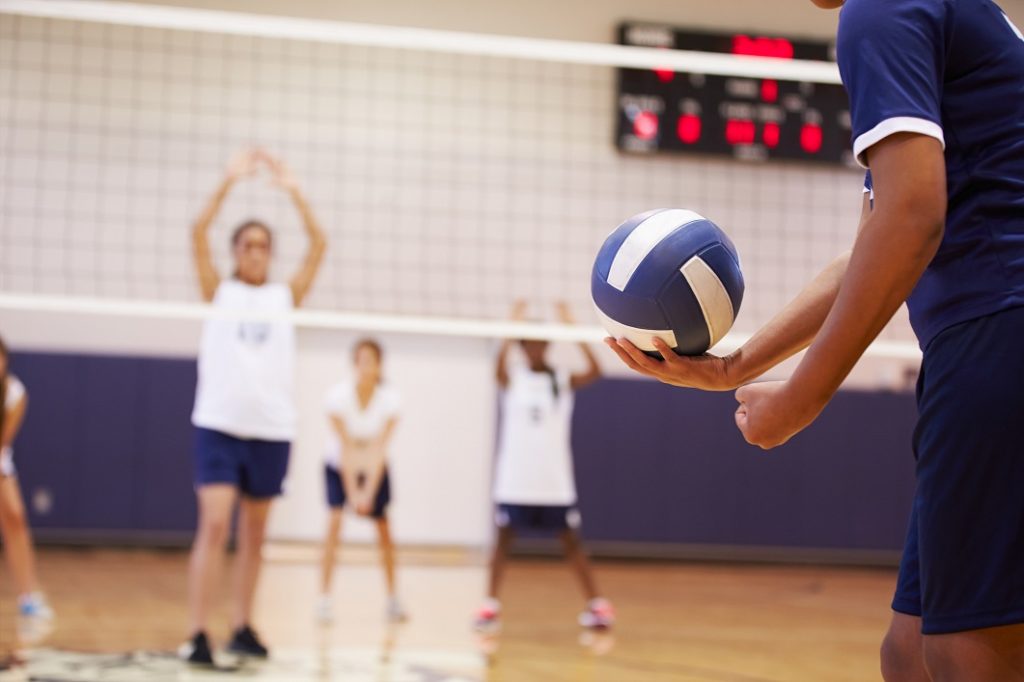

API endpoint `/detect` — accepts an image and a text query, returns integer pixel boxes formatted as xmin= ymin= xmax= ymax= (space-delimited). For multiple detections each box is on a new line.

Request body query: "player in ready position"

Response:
xmin=0 ymin=335 xmax=54 ymax=626
xmin=317 ymin=338 xmax=406 ymax=625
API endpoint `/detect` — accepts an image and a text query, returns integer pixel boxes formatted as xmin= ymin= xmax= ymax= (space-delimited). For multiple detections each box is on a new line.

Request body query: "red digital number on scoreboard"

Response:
xmin=731 ymin=35 xmax=795 ymax=60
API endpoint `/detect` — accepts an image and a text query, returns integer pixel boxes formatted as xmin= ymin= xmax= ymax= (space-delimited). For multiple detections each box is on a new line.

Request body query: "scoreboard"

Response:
xmin=616 ymin=22 xmax=855 ymax=166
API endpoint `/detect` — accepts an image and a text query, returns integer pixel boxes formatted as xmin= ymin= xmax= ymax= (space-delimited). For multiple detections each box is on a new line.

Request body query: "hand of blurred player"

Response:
xmin=509 ymin=299 xmax=529 ymax=321
xmin=604 ymin=337 xmax=738 ymax=391
xmin=225 ymin=149 xmax=260 ymax=181
xmin=734 ymin=380 xmax=821 ymax=449
xmin=555 ymin=301 xmax=575 ymax=325
xmin=258 ymin=151 xmax=299 ymax=192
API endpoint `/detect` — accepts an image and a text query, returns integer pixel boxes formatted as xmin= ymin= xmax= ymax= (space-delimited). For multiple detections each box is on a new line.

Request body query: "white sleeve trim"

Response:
xmin=853 ymin=116 xmax=945 ymax=168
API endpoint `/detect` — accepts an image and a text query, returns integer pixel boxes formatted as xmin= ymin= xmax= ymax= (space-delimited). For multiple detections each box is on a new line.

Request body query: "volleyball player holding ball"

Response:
xmin=605 ymin=0 xmax=1024 ymax=677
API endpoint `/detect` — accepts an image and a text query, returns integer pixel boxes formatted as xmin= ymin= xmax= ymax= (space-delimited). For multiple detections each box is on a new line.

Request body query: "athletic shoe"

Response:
xmin=17 ymin=592 xmax=54 ymax=620
xmin=472 ymin=598 xmax=501 ymax=633
xmin=227 ymin=625 xmax=269 ymax=659
xmin=578 ymin=598 xmax=615 ymax=629
xmin=315 ymin=595 xmax=334 ymax=625
xmin=178 ymin=631 xmax=215 ymax=666
xmin=386 ymin=596 xmax=408 ymax=624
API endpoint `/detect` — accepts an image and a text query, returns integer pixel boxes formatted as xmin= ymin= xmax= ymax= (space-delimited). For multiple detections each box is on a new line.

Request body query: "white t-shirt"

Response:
xmin=2 ymin=375 xmax=25 ymax=476
xmin=4 ymin=375 xmax=25 ymax=410
xmin=191 ymin=280 xmax=296 ymax=441
xmin=323 ymin=380 xmax=401 ymax=470
xmin=493 ymin=366 xmax=577 ymax=506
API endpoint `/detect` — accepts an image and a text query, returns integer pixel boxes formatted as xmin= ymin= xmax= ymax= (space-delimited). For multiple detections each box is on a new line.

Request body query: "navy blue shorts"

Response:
xmin=193 ymin=427 xmax=290 ymax=499
xmin=324 ymin=465 xmax=391 ymax=518
xmin=496 ymin=504 xmax=581 ymax=532
xmin=893 ymin=305 xmax=1024 ymax=634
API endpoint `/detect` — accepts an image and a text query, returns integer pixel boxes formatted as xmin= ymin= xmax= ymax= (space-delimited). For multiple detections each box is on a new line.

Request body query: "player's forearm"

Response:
xmin=727 ymin=250 xmax=850 ymax=385
xmin=193 ymin=176 xmax=234 ymax=235
xmin=289 ymin=187 xmax=325 ymax=240
xmin=496 ymin=340 xmax=514 ymax=384
xmin=577 ymin=343 xmax=601 ymax=378
xmin=789 ymin=211 xmax=942 ymax=403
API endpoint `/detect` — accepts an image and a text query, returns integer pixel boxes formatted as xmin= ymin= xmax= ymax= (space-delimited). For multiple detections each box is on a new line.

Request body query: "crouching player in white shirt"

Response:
xmin=318 ymin=339 xmax=406 ymax=624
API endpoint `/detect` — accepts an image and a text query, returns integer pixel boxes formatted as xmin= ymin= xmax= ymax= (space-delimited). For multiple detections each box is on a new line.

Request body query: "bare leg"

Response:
xmin=320 ymin=509 xmax=343 ymax=595
xmin=923 ymin=623 xmax=1024 ymax=682
xmin=0 ymin=477 xmax=40 ymax=597
xmin=231 ymin=496 xmax=272 ymax=630
xmin=559 ymin=529 xmax=599 ymax=602
xmin=375 ymin=516 xmax=398 ymax=597
xmin=487 ymin=526 xmax=514 ymax=600
xmin=187 ymin=484 xmax=237 ymax=635
xmin=880 ymin=612 xmax=929 ymax=682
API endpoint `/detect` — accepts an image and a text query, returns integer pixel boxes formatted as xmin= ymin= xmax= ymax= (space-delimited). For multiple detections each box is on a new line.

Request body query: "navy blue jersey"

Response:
xmin=838 ymin=0 xmax=1024 ymax=348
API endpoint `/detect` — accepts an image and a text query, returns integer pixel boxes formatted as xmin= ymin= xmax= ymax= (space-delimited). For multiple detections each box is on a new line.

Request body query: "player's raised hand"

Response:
xmin=259 ymin=151 xmax=299 ymax=192
xmin=734 ymin=380 xmax=819 ymax=449
xmin=225 ymin=149 xmax=260 ymax=181
xmin=604 ymin=336 xmax=738 ymax=391
xmin=555 ymin=301 xmax=576 ymax=325
xmin=509 ymin=299 xmax=529 ymax=321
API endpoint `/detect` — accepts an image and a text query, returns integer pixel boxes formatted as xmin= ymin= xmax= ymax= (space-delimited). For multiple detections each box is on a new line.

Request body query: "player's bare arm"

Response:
xmin=606 ymin=194 xmax=871 ymax=391
xmin=736 ymin=133 xmax=946 ymax=449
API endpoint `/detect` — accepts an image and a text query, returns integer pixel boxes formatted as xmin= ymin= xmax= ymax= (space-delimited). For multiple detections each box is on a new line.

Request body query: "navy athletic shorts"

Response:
xmin=496 ymin=504 xmax=581 ymax=532
xmin=892 ymin=305 xmax=1024 ymax=634
xmin=193 ymin=427 xmax=290 ymax=499
xmin=324 ymin=465 xmax=391 ymax=518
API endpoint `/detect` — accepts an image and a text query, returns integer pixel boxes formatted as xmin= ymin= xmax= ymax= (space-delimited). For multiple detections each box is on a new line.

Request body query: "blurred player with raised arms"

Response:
xmin=182 ymin=149 xmax=327 ymax=665
xmin=475 ymin=301 xmax=614 ymax=633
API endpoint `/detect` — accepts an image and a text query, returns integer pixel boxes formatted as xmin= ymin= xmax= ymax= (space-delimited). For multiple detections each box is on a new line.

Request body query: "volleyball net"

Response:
xmin=0 ymin=0 xmax=920 ymax=366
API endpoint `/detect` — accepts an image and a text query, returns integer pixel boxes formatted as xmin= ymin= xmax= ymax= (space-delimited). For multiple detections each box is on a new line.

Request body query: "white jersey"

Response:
xmin=2 ymin=375 xmax=25 ymax=477
xmin=493 ymin=366 xmax=577 ymax=506
xmin=323 ymin=380 xmax=401 ymax=470
xmin=191 ymin=280 xmax=296 ymax=441
xmin=4 ymin=374 xmax=25 ymax=411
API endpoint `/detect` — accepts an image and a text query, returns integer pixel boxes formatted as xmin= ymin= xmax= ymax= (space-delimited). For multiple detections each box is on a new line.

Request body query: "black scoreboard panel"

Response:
xmin=616 ymin=22 xmax=855 ymax=166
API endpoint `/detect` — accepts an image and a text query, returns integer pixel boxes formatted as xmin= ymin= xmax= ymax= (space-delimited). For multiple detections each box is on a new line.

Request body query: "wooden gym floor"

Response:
xmin=0 ymin=545 xmax=896 ymax=681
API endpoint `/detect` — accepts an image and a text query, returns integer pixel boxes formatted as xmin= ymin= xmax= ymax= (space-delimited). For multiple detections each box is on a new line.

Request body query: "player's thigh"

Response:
xmin=923 ymin=623 xmax=1024 ymax=680
xmin=0 ymin=476 xmax=26 ymax=525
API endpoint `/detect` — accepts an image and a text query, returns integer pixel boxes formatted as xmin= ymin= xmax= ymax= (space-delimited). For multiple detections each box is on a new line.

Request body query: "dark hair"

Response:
xmin=0 ymin=335 xmax=8 ymax=443
xmin=518 ymin=339 xmax=559 ymax=400
xmin=353 ymin=338 xmax=383 ymax=363
xmin=353 ymin=338 xmax=384 ymax=385
xmin=231 ymin=220 xmax=273 ymax=248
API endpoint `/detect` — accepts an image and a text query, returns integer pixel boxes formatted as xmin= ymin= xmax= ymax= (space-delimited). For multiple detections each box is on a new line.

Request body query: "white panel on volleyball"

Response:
xmin=681 ymin=256 xmax=735 ymax=348
xmin=593 ymin=305 xmax=676 ymax=352
xmin=606 ymin=210 xmax=705 ymax=291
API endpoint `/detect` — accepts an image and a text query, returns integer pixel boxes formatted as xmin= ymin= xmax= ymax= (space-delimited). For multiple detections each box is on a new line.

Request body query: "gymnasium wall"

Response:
xmin=5 ymin=0 xmax=1015 ymax=553
xmin=7 ymin=349 xmax=917 ymax=562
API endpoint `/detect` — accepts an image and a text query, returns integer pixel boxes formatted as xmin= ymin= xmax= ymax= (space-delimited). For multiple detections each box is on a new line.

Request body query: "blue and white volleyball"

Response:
xmin=592 ymin=209 xmax=744 ymax=356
